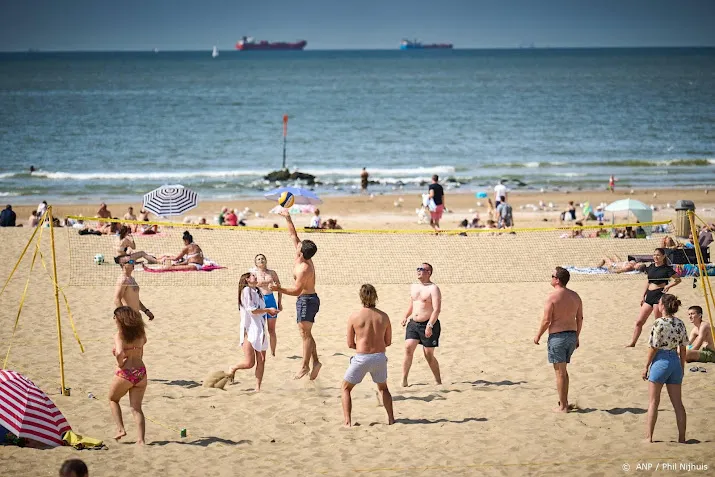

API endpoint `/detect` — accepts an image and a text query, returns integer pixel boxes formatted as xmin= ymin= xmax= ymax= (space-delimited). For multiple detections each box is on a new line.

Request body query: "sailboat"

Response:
xmin=212 ymin=46 xmax=219 ymax=58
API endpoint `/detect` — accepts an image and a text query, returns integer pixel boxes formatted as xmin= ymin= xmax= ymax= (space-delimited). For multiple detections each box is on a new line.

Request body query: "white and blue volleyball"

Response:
xmin=94 ymin=253 xmax=104 ymax=265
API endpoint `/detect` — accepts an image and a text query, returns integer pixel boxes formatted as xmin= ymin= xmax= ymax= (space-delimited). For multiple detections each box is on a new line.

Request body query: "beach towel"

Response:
xmin=674 ymin=264 xmax=715 ymax=277
xmin=62 ymin=430 xmax=107 ymax=450
xmin=142 ymin=258 xmax=226 ymax=273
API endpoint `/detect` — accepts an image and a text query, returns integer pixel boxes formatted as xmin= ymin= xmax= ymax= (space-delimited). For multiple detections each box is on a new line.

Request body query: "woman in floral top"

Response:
xmin=642 ymin=293 xmax=688 ymax=443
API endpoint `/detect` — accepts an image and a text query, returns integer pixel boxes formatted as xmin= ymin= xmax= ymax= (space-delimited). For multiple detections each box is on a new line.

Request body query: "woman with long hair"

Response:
xmin=642 ymin=294 xmax=688 ymax=443
xmin=627 ymin=248 xmax=681 ymax=347
xmin=113 ymin=226 xmax=158 ymax=265
xmin=108 ymin=306 xmax=148 ymax=445
xmin=252 ymin=254 xmax=282 ymax=356
xmin=159 ymin=231 xmax=204 ymax=270
xmin=227 ymin=272 xmax=277 ymax=391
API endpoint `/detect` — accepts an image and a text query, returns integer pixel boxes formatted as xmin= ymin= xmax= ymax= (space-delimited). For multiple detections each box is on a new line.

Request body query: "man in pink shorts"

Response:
xmin=428 ymin=175 xmax=445 ymax=233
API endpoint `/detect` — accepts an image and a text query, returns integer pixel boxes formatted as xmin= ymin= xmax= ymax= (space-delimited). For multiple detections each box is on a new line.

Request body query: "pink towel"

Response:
xmin=142 ymin=264 xmax=226 ymax=273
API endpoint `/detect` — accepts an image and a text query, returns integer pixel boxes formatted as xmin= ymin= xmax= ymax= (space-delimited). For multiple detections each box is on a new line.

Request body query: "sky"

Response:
xmin=0 ymin=0 xmax=713 ymax=51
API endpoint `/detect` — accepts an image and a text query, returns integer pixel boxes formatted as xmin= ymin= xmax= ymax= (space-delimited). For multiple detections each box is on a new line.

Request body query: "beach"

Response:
xmin=2 ymin=190 xmax=715 ymax=476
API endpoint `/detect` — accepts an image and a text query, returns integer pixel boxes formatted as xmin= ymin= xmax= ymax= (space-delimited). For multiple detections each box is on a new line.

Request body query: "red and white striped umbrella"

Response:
xmin=0 ymin=370 xmax=72 ymax=447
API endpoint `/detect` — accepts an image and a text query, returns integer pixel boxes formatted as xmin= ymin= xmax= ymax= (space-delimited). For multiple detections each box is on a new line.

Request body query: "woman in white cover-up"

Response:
xmin=227 ymin=272 xmax=277 ymax=391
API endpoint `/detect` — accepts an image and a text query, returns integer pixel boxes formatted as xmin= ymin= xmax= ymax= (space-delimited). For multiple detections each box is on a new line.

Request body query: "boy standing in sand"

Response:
xmin=401 ymin=263 xmax=442 ymax=387
xmin=342 ymin=284 xmax=395 ymax=427
xmin=534 ymin=267 xmax=583 ymax=412
xmin=270 ymin=210 xmax=322 ymax=380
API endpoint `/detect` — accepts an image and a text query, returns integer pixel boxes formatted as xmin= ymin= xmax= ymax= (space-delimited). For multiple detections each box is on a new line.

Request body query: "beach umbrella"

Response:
xmin=143 ymin=184 xmax=198 ymax=218
xmin=0 ymin=370 xmax=72 ymax=447
xmin=264 ymin=186 xmax=323 ymax=206
xmin=605 ymin=198 xmax=653 ymax=231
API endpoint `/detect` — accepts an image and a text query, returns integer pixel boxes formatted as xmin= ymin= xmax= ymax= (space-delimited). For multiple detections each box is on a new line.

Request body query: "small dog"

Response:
xmin=202 ymin=370 xmax=232 ymax=390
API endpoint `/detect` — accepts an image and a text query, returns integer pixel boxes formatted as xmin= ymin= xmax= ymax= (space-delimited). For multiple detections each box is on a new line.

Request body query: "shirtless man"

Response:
xmin=534 ymin=267 xmax=583 ymax=412
xmin=342 ymin=284 xmax=394 ymax=427
xmin=269 ymin=210 xmax=321 ymax=380
xmin=114 ymin=260 xmax=155 ymax=321
xmin=401 ymin=263 xmax=442 ymax=387
xmin=123 ymin=206 xmax=138 ymax=232
xmin=685 ymin=305 xmax=715 ymax=363
xmin=97 ymin=203 xmax=112 ymax=234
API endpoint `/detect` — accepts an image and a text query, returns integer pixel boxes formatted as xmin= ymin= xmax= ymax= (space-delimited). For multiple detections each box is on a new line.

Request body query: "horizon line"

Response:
xmin=3 ymin=45 xmax=715 ymax=54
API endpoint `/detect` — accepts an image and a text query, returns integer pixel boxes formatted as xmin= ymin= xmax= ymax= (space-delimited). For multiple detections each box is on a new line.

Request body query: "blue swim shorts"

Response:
xmin=547 ymin=331 xmax=577 ymax=364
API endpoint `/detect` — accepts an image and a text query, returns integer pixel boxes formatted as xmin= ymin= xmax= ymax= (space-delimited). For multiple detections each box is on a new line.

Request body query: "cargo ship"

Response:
xmin=235 ymin=36 xmax=307 ymax=51
xmin=400 ymin=39 xmax=453 ymax=50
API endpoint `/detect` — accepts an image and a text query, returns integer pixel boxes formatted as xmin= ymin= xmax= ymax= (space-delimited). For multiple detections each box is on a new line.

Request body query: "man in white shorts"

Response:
xmin=342 ymin=284 xmax=395 ymax=427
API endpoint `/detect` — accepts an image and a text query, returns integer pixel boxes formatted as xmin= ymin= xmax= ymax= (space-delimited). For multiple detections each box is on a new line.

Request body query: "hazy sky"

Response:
xmin=1 ymin=0 xmax=713 ymax=51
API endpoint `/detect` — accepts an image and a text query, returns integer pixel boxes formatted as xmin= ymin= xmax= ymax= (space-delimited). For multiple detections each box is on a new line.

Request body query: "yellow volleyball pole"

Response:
xmin=48 ymin=207 xmax=68 ymax=395
xmin=687 ymin=211 xmax=715 ymax=337
xmin=0 ymin=208 xmax=50 ymax=299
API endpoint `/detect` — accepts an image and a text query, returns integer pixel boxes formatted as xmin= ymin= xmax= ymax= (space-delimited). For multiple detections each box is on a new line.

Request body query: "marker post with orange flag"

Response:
xmin=281 ymin=114 xmax=288 ymax=169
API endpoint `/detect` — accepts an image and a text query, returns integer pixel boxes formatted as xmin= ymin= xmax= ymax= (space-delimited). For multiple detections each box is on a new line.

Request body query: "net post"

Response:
xmin=687 ymin=210 xmax=715 ymax=337
xmin=48 ymin=207 xmax=68 ymax=395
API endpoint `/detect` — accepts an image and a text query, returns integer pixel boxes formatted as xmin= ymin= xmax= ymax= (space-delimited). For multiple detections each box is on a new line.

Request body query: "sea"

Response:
xmin=1 ymin=48 xmax=714 ymax=205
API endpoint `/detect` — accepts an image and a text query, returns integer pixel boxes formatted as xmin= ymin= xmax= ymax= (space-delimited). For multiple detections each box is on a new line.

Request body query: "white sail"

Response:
xmin=212 ymin=46 xmax=219 ymax=58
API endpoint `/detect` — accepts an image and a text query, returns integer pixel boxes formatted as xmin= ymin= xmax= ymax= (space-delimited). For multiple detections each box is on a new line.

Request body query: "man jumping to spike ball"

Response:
xmin=270 ymin=210 xmax=322 ymax=380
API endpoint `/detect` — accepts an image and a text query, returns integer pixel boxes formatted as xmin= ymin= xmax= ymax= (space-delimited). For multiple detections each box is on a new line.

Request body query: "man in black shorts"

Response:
xmin=401 ymin=263 xmax=442 ymax=387
xmin=270 ymin=210 xmax=322 ymax=380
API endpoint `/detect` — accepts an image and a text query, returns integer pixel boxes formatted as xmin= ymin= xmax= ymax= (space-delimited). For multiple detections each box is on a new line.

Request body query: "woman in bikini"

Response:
xmin=253 ymin=254 xmax=282 ymax=356
xmin=627 ymin=248 xmax=681 ymax=347
xmin=158 ymin=231 xmax=204 ymax=270
xmin=227 ymin=272 xmax=278 ymax=391
xmin=114 ymin=226 xmax=158 ymax=265
xmin=114 ymin=260 xmax=155 ymax=320
xmin=108 ymin=306 xmax=148 ymax=445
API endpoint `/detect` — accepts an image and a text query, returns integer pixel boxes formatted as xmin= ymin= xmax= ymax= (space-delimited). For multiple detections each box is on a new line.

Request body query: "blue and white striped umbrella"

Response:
xmin=143 ymin=185 xmax=198 ymax=218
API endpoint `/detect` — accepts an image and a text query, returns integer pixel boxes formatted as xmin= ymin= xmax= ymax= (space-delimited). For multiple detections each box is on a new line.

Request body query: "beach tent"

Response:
xmin=604 ymin=198 xmax=653 ymax=233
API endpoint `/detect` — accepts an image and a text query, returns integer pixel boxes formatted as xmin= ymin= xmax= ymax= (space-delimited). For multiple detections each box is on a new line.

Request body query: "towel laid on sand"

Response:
xmin=142 ymin=258 xmax=226 ymax=273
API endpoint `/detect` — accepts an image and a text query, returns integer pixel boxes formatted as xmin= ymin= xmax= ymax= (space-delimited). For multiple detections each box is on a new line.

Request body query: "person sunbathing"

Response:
xmin=595 ymin=255 xmax=647 ymax=274
xmin=157 ymin=231 xmax=205 ymax=270
xmin=114 ymin=226 xmax=159 ymax=265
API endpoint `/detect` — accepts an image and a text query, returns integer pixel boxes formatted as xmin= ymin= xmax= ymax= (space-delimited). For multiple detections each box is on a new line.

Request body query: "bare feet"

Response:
xmin=553 ymin=402 xmax=571 ymax=413
xmin=294 ymin=367 xmax=310 ymax=380
xmin=309 ymin=362 xmax=322 ymax=380
xmin=136 ymin=440 xmax=145 ymax=446
xmin=401 ymin=378 xmax=408 ymax=387
xmin=625 ymin=343 xmax=636 ymax=348
xmin=114 ymin=429 xmax=127 ymax=440
xmin=643 ymin=437 xmax=653 ymax=444
xmin=678 ymin=438 xmax=686 ymax=443
xmin=388 ymin=418 xmax=395 ymax=425
xmin=376 ymin=391 xmax=384 ymax=407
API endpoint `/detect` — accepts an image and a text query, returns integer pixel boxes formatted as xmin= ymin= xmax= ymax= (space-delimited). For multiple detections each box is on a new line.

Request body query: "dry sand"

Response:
xmin=1 ymin=190 xmax=715 ymax=476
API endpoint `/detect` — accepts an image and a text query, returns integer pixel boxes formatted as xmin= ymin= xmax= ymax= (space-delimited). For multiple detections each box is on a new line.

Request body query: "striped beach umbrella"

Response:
xmin=143 ymin=184 xmax=198 ymax=218
xmin=0 ymin=370 xmax=72 ymax=447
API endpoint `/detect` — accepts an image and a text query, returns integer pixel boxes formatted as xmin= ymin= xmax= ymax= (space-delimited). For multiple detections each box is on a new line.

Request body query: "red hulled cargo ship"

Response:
xmin=236 ymin=36 xmax=307 ymax=51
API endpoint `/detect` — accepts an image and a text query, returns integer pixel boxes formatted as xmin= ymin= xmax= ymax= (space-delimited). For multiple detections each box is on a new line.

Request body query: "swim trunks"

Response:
xmin=547 ymin=330 xmax=577 ymax=364
xmin=296 ymin=293 xmax=320 ymax=323
xmin=344 ymin=352 xmax=388 ymax=384
xmin=430 ymin=204 xmax=444 ymax=222
xmin=700 ymin=346 xmax=715 ymax=363
xmin=405 ymin=319 xmax=440 ymax=348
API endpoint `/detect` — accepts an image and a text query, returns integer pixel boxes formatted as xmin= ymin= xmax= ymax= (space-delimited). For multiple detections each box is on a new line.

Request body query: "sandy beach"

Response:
xmin=2 ymin=189 xmax=715 ymax=476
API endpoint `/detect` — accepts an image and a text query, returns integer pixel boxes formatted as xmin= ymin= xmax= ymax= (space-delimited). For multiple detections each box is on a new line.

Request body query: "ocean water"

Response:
xmin=0 ymin=48 xmax=714 ymax=204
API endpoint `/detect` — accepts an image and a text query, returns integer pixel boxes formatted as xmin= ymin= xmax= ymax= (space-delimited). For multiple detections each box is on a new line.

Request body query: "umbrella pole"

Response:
xmin=48 ymin=207 xmax=68 ymax=395
xmin=282 ymin=114 xmax=288 ymax=170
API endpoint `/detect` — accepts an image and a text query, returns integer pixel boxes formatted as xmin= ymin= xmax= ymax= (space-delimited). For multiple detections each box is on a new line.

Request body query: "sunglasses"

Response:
xmin=417 ymin=267 xmax=430 ymax=272
xmin=551 ymin=274 xmax=557 ymax=278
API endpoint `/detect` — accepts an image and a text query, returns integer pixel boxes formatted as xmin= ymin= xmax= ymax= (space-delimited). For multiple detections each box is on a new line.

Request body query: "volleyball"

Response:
xmin=278 ymin=191 xmax=295 ymax=208
xmin=94 ymin=253 xmax=105 ymax=265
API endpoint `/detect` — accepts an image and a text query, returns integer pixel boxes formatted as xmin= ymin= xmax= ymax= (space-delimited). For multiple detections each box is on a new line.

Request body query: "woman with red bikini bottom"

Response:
xmin=108 ymin=306 xmax=148 ymax=445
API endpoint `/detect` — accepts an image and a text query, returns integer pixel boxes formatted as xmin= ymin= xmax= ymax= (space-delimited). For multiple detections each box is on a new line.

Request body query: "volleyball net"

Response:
xmin=61 ymin=216 xmax=703 ymax=286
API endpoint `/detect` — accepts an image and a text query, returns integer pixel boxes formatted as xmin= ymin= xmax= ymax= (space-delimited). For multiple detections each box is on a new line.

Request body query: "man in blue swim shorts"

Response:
xmin=534 ymin=267 xmax=584 ymax=413
xmin=270 ymin=210 xmax=322 ymax=380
